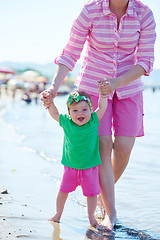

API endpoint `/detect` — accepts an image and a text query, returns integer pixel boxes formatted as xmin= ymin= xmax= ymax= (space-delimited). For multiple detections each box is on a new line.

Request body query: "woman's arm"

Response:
xmin=99 ymin=65 xmax=145 ymax=97
xmin=40 ymin=64 xmax=70 ymax=107
xmin=41 ymin=5 xmax=91 ymax=107
xmin=99 ymin=6 xmax=156 ymax=97
xmin=49 ymin=64 xmax=70 ymax=96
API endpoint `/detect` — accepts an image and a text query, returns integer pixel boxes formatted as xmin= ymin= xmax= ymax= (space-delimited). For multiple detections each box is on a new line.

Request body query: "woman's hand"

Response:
xmin=98 ymin=78 xmax=118 ymax=97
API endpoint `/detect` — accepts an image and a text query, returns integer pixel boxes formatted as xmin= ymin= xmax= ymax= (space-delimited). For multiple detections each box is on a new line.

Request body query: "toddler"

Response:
xmin=42 ymin=87 xmax=107 ymax=227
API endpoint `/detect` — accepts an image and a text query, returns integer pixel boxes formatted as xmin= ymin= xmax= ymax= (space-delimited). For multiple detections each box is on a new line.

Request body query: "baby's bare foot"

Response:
xmin=50 ymin=213 xmax=61 ymax=223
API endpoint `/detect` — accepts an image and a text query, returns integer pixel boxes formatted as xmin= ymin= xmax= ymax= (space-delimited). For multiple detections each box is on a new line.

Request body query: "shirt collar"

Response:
xmin=102 ymin=0 xmax=111 ymax=16
xmin=126 ymin=0 xmax=135 ymax=16
xmin=103 ymin=0 xmax=135 ymax=16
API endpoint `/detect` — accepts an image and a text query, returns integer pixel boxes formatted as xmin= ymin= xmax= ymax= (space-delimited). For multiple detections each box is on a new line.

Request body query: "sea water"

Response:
xmin=1 ymin=88 xmax=160 ymax=239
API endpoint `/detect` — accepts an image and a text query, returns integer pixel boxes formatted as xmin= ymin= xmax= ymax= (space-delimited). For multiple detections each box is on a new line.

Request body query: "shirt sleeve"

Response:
xmin=59 ymin=114 xmax=71 ymax=129
xmin=59 ymin=114 xmax=65 ymax=128
xmin=92 ymin=112 xmax=100 ymax=127
xmin=136 ymin=7 xmax=156 ymax=76
xmin=55 ymin=4 xmax=91 ymax=71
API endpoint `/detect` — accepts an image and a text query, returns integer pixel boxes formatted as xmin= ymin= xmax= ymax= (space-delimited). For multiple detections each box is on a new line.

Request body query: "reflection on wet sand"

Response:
xmin=51 ymin=220 xmax=158 ymax=240
xmin=51 ymin=221 xmax=115 ymax=240
xmin=85 ymin=226 xmax=115 ymax=240
xmin=51 ymin=222 xmax=63 ymax=240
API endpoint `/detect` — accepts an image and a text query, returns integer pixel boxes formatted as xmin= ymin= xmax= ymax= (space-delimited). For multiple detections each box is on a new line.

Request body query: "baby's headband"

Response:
xmin=67 ymin=93 xmax=93 ymax=112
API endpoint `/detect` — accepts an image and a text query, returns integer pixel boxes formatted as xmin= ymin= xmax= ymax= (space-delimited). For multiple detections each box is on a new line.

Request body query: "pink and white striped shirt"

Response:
xmin=55 ymin=0 xmax=156 ymax=99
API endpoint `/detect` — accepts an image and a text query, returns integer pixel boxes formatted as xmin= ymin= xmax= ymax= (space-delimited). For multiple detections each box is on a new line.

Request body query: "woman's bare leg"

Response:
xmin=98 ymin=135 xmax=116 ymax=231
xmin=112 ymin=136 xmax=135 ymax=183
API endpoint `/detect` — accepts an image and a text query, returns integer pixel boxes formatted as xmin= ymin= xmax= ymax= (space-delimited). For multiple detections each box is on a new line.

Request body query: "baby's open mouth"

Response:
xmin=78 ymin=117 xmax=84 ymax=122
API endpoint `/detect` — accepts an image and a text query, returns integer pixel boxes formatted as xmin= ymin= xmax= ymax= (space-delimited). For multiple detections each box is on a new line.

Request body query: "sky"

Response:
xmin=0 ymin=0 xmax=160 ymax=69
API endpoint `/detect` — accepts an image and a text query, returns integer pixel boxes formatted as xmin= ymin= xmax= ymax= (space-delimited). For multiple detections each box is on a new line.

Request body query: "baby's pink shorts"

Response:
xmin=91 ymin=92 xmax=144 ymax=137
xmin=59 ymin=166 xmax=101 ymax=197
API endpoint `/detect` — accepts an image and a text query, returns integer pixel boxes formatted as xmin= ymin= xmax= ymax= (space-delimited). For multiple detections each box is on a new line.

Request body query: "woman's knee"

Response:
xmin=113 ymin=136 xmax=135 ymax=160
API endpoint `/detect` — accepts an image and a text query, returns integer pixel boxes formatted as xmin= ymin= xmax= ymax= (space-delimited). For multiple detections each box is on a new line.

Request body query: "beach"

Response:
xmin=0 ymin=89 xmax=160 ymax=240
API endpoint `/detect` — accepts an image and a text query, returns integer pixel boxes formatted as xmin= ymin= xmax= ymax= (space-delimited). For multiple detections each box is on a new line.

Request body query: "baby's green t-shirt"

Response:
xmin=59 ymin=112 xmax=101 ymax=169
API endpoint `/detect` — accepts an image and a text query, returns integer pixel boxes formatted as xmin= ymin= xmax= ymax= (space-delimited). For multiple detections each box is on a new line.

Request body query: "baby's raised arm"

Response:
xmin=47 ymin=101 xmax=60 ymax=122
xmin=95 ymin=81 xmax=108 ymax=121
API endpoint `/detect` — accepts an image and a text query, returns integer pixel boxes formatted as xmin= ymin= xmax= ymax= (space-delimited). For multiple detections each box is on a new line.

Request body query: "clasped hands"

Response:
xmin=40 ymin=78 xmax=116 ymax=108
xmin=98 ymin=78 xmax=117 ymax=97
xmin=40 ymin=87 xmax=56 ymax=109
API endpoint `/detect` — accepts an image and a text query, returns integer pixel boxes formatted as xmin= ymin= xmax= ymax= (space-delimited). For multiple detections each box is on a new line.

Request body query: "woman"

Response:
xmin=41 ymin=0 xmax=156 ymax=231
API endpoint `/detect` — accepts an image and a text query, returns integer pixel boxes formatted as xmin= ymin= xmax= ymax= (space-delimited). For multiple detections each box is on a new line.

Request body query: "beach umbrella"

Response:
xmin=36 ymin=76 xmax=47 ymax=83
xmin=21 ymin=70 xmax=40 ymax=82
xmin=0 ymin=67 xmax=15 ymax=75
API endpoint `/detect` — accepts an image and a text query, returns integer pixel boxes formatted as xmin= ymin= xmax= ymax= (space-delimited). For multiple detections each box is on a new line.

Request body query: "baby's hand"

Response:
xmin=41 ymin=92 xmax=53 ymax=109
xmin=97 ymin=80 xmax=109 ymax=98
xmin=97 ymin=80 xmax=105 ymax=86
xmin=43 ymin=101 xmax=53 ymax=109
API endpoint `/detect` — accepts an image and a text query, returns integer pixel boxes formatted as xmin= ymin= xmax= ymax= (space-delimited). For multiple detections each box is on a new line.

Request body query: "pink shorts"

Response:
xmin=91 ymin=92 xmax=144 ymax=137
xmin=59 ymin=166 xmax=101 ymax=197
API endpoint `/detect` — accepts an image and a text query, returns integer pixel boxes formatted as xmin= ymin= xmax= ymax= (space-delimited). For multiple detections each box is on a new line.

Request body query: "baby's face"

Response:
xmin=69 ymin=101 xmax=91 ymax=126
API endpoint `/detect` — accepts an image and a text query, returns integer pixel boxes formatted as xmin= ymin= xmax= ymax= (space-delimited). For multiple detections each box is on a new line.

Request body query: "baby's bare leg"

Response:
xmin=50 ymin=191 xmax=68 ymax=222
xmin=87 ymin=196 xmax=98 ymax=226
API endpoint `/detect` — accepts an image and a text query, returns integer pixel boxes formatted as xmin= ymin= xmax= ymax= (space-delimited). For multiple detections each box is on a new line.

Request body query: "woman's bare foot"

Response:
xmin=101 ymin=213 xmax=117 ymax=231
xmin=89 ymin=216 xmax=99 ymax=228
xmin=50 ymin=213 xmax=61 ymax=223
